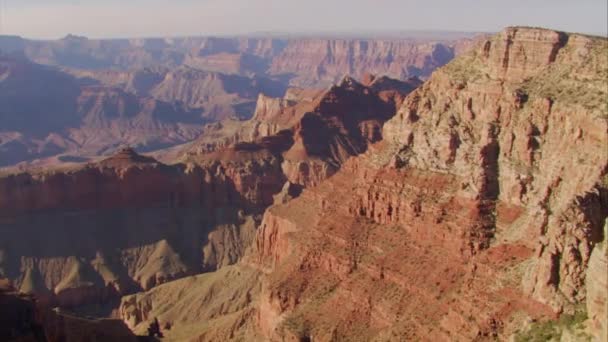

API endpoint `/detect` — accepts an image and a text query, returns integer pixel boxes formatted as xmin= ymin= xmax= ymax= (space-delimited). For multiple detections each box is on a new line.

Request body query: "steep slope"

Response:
xmin=280 ymin=75 xmax=421 ymax=186
xmin=148 ymin=27 xmax=608 ymax=341
xmin=184 ymin=75 xmax=421 ymax=186
xmin=120 ymin=265 xmax=264 ymax=341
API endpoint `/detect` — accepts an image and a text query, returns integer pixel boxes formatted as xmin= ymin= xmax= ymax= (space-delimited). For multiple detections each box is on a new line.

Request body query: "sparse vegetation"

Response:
xmin=282 ymin=314 xmax=312 ymax=340
xmin=441 ymin=50 xmax=486 ymax=84
xmin=514 ymin=309 xmax=590 ymax=342
xmin=520 ymin=37 xmax=608 ymax=114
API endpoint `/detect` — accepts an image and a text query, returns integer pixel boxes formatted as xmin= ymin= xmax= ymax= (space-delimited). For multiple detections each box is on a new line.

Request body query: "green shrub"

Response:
xmin=515 ymin=310 xmax=589 ymax=342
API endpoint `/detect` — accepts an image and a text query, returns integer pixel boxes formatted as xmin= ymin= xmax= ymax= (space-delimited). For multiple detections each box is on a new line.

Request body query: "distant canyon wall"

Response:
xmin=0 ymin=34 xmax=480 ymax=87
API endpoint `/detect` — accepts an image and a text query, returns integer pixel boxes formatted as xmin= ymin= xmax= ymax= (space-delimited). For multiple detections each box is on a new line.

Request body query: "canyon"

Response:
xmin=0 ymin=33 xmax=473 ymax=168
xmin=0 ymin=34 xmax=476 ymax=87
xmin=0 ymin=26 xmax=606 ymax=341
xmin=0 ymin=72 xmax=418 ymax=339
xmin=118 ymin=27 xmax=608 ymax=341
xmin=0 ymin=55 xmax=285 ymax=167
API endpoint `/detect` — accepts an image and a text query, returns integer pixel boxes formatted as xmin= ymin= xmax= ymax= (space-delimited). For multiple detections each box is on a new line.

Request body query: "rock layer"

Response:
xmin=0 ymin=147 xmax=285 ymax=309
xmin=1 ymin=34 xmax=477 ymax=86
xmin=185 ymin=75 xmax=421 ymax=187
xmin=0 ymin=74 xmax=417 ymax=313
xmin=247 ymin=27 xmax=607 ymax=341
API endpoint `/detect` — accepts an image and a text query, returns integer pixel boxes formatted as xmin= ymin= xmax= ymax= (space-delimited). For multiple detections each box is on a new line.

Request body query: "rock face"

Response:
xmin=268 ymin=39 xmax=455 ymax=86
xmin=185 ymin=75 xmax=421 ymax=187
xmin=4 ymin=27 xmax=605 ymax=341
xmin=245 ymin=27 xmax=608 ymax=341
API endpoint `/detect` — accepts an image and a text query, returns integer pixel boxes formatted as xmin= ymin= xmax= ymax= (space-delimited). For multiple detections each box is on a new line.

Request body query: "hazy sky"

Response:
xmin=1 ymin=0 xmax=606 ymax=39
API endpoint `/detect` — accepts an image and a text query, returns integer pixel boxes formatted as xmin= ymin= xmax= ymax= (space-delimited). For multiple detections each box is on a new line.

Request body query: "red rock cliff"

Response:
xmin=250 ymin=27 xmax=608 ymax=341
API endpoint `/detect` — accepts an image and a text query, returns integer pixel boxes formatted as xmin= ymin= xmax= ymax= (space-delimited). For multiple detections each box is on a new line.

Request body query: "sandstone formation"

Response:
xmin=2 ymin=27 xmax=606 ymax=341
xmin=116 ymin=27 xmax=608 ymax=341
xmin=244 ymin=27 xmax=608 ymax=341
xmin=184 ymin=75 xmax=421 ymax=187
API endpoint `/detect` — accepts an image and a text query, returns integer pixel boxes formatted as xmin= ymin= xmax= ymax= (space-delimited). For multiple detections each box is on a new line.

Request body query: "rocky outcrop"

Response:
xmin=0 ymin=72 xmax=419 ymax=312
xmin=185 ymin=90 xmax=322 ymax=155
xmin=186 ymin=75 xmax=421 ymax=188
xmin=244 ymin=27 xmax=607 ymax=341
xmin=6 ymin=27 xmax=604 ymax=341
xmin=4 ymin=78 xmax=422 ymax=338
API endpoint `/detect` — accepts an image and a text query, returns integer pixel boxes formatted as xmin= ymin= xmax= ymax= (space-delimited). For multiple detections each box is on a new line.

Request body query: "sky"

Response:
xmin=0 ymin=0 xmax=606 ymax=39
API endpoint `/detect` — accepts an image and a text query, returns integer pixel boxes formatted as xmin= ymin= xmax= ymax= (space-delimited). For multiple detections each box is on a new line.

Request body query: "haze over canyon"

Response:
xmin=0 ymin=19 xmax=606 ymax=342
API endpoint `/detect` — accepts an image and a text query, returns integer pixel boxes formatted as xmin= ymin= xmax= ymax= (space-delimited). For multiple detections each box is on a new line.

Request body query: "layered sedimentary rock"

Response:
xmin=114 ymin=27 xmax=607 ymax=341
xmin=246 ymin=27 xmax=608 ymax=341
xmin=1 ymin=34 xmax=476 ymax=87
xmin=68 ymin=66 xmax=286 ymax=121
xmin=268 ymin=39 xmax=455 ymax=86
xmin=185 ymin=75 xmax=421 ymax=187
xmin=1 ymin=33 xmax=476 ymax=169
xmin=0 ymin=147 xmax=285 ymax=309
xmin=0 ymin=74 xmax=416 ymax=314
xmin=4 ymin=26 xmax=605 ymax=341
xmin=184 ymin=91 xmax=323 ymax=155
